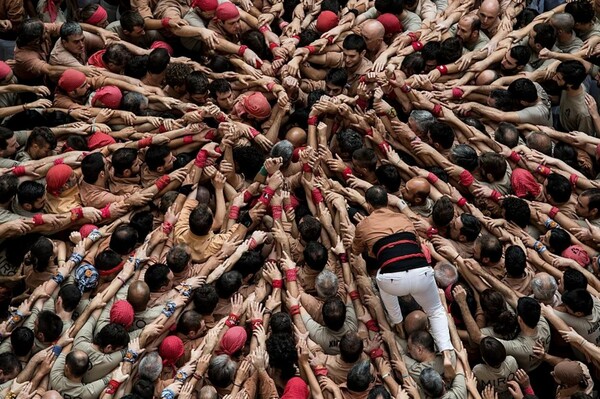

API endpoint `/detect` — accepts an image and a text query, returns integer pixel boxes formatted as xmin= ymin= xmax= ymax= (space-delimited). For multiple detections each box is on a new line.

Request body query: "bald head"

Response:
xmin=285 ymin=127 xmax=307 ymax=147
xmin=550 ymin=13 xmax=575 ymax=34
xmin=362 ymin=20 xmax=385 ymax=51
xmin=403 ymin=177 xmax=430 ymax=205
xmin=42 ymin=391 xmax=63 ymax=399
xmin=200 ymin=385 xmax=218 ymax=399
xmin=127 ymin=280 xmax=150 ymax=312
xmin=404 ymin=310 xmax=429 ymax=335
xmin=479 ymin=0 xmax=500 ymax=29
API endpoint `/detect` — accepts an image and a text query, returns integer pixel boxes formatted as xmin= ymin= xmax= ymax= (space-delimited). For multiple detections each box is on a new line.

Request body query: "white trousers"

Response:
xmin=376 ymin=266 xmax=453 ymax=352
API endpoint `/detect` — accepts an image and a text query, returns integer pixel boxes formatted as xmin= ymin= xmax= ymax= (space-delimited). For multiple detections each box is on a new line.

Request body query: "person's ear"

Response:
xmin=123 ymin=169 xmax=131 ymax=178
xmin=157 ymin=166 xmax=165 ymax=174
xmin=486 ymin=173 xmax=494 ymax=182
xmin=414 ymin=196 xmax=423 ymax=205
xmin=591 ymin=208 xmax=598 ymax=219
xmin=459 ymin=234 xmax=466 ymax=243
xmin=360 ymin=50 xmax=367 ymax=58
xmin=22 ymin=203 xmax=32 ymax=211
xmin=482 ymin=256 xmax=490 ymax=264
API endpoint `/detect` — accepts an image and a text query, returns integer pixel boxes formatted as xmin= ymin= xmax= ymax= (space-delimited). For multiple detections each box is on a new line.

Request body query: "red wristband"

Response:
xmin=32 ymin=214 xmax=44 ymax=226
xmin=251 ymin=318 xmax=263 ymax=329
xmin=306 ymin=45 xmax=316 ymax=54
xmin=161 ymin=17 xmax=171 ymax=28
xmin=411 ymin=41 xmax=423 ymax=51
xmin=238 ymin=45 xmax=248 ymax=56
xmin=436 ymin=64 xmax=448 ymax=75
xmin=378 ymin=141 xmax=391 ymax=152
xmin=106 ymin=379 xmax=121 ymax=395
xmin=307 ymin=116 xmax=318 ymax=126
xmin=549 ymin=206 xmax=559 ymax=219
xmin=364 ymin=128 xmax=373 ymax=137
xmin=365 ymin=319 xmax=380 ymax=332
xmin=432 ymin=104 xmax=442 ymax=117
xmin=162 ymin=221 xmax=174 ymax=235
xmin=427 ymin=172 xmax=439 ymax=184
xmin=258 ymin=25 xmax=269 ymax=33
xmin=536 ymin=164 xmax=551 ymax=177
xmin=183 ymin=135 xmax=194 ymax=144
xmin=272 ymin=205 xmax=282 ymax=220
xmin=509 ymin=151 xmax=521 ymax=163
xmin=53 ymin=158 xmax=64 ymax=165
xmin=269 ymin=42 xmax=279 ymax=49
xmin=408 ymin=32 xmax=418 ymax=42
xmin=291 ymin=35 xmax=300 ymax=41
xmin=342 ymin=167 xmax=353 ymax=180
xmin=229 ymin=206 xmax=240 ymax=220
xmin=248 ymin=237 xmax=258 ymax=250
xmin=138 ymin=137 xmax=152 ymax=149
xmin=12 ymin=166 xmax=26 ymax=176
xmin=457 ymin=197 xmax=468 ymax=207
xmin=400 ymin=84 xmax=411 ymax=93
xmin=426 ymin=227 xmax=438 ymax=239
xmin=349 ymin=290 xmax=359 ymax=300
xmin=451 ymin=87 xmax=464 ymax=99
xmin=286 ymin=268 xmax=297 ymax=282
xmin=249 ymin=128 xmax=260 ymax=138
xmin=459 ymin=169 xmax=474 ymax=187
xmin=302 ymin=163 xmax=313 ymax=173
xmin=158 ymin=123 xmax=168 ymax=133
xmin=569 ymin=174 xmax=579 ymax=187
xmin=489 ymin=190 xmax=502 ymax=203
xmin=194 ymin=150 xmax=208 ymax=168
xmin=339 ymin=253 xmax=348 ymax=263
xmin=327 ymin=36 xmax=334 ymax=43
xmin=272 ymin=279 xmax=283 ymax=288
xmin=243 ymin=190 xmax=253 ymax=203
xmin=290 ymin=305 xmax=300 ymax=315
xmin=73 ymin=207 xmax=84 ymax=220
xmin=369 ymin=348 xmax=384 ymax=359
xmin=311 ymin=188 xmax=323 ymax=204
xmin=101 ymin=204 xmax=111 ymax=219
xmin=155 ymin=175 xmax=171 ymax=191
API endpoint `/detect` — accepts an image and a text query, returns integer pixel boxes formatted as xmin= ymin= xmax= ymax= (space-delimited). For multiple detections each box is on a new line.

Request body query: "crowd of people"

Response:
xmin=1 ymin=0 xmax=600 ymax=397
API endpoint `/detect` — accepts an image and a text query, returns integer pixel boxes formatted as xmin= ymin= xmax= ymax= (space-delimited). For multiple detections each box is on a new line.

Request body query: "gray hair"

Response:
xmin=531 ymin=272 xmax=558 ymax=302
xmin=138 ymin=352 xmax=163 ymax=381
xmin=60 ymin=21 xmax=83 ymax=41
xmin=551 ymin=13 xmax=575 ymax=33
xmin=122 ymin=91 xmax=149 ymax=115
xmin=409 ymin=110 xmax=435 ymax=134
xmin=449 ymin=144 xmax=478 ymax=171
xmin=199 ymin=386 xmax=218 ymax=399
xmin=316 ymin=270 xmax=339 ymax=299
xmin=347 ymin=361 xmax=371 ymax=392
xmin=420 ymin=368 xmax=445 ymax=398
xmin=434 ymin=262 xmax=459 ymax=288
xmin=208 ymin=354 xmax=238 ymax=388
xmin=270 ymin=140 xmax=294 ymax=164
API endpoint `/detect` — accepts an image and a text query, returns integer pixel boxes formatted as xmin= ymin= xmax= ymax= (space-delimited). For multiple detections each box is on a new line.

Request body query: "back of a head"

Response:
xmin=347 ymin=361 xmax=371 ymax=392
xmin=11 ymin=327 xmax=34 ymax=357
xmin=432 ymin=196 xmax=454 ymax=227
xmin=480 ymin=336 xmax=507 ymax=367
xmin=428 ymin=122 xmax=455 ymax=150
xmin=215 ymin=270 xmax=243 ymax=298
xmin=365 ymin=185 xmax=388 ymax=208
xmin=502 ymin=197 xmax=531 ymax=228
xmin=66 ymin=350 xmax=89 ymax=378
xmin=376 ymin=164 xmax=401 ymax=192
xmin=303 ymin=241 xmax=328 ymax=271
xmin=322 ymin=297 xmax=346 ymax=331
xmin=531 ymin=273 xmax=558 ymax=302
xmin=207 ymin=354 xmax=238 ymax=388
xmin=495 ymin=122 xmax=520 ymax=148
xmin=420 ymin=368 xmax=445 ymax=398
xmin=510 ymin=45 xmax=532 ymax=67
xmin=189 ymin=204 xmax=214 ymax=236
xmin=109 ymin=224 xmax=138 ymax=255
xmin=298 ymin=215 xmax=322 ymax=241
xmin=516 ymin=297 xmax=541 ymax=328
xmin=562 ymin=288 xmax=593 ymax=316
xmin=505 ymin=245 xmax=526 ymax=277
xmin=367 ymin=385 xmax=391 ymax=399
xmin=132 ymin=378 xmax=155 ymax=399
xmin=557 ymin=60 xmax=587 ymax=89
xmin=508 ymin=78 xmax=537 ymax=104
xmin=138 ymin=351 xmax=163 ymax=381
xmin=38 ymin=310 xmax=63 ymax=343
xmin=433 ymin=262 xmax=458 ymax=288
xmin=340 ymin=332 xmax=364 ymax=363
xmin=127 ymin=280 xmax=150 ymax=312
xmin=315 ymin=269 xmax=339 ymax=299
xmin=144 ymin=263 xmax=170 ymax=292
xmin=193 ymin=284 xmax=219 ymax=315
xmin=563 ymin=267 xmax=587 ymax=291
xmin=0 ymin=352 xmax=20 ymax=380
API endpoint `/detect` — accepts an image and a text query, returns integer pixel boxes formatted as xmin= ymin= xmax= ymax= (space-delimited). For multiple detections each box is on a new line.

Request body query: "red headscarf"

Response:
xmin=511 ymin=168 xmax=542 ymax=199
xmin=191 ymin=0 xmax=218 ymax=11
xmin=87 ymin=50 xmax=107 ymax=69
xmin=561 ymin=245 xmax=591 ymax=267
xmin=243 ymin=92 xmax=271 ymax=119
xmin=92 ymin=86 xmax=122 ymax=109
xmin=159 ymin=336 xmax=185 ymax=371
xmin=219 ymin=326 xmax=247 ymax=355
xmin=150 ymin=41 xmax=174 ymax=56
xmin=316 ymin=11 xmax=339 ymax=33
xmin=58 ymin=69 xmax=87 ymax=92
xmin=281 ymin=377 xmax=309 ymax=399
xmin=87 ymin=131 xmax=116 ymax=150
xmin=0 ymin=61 xmax=11 ymax=80
xmin=110 ymin=300 xmax=135 ymax=329
xmin=46 ymin=164 xmax=73 ymax=196
xmin=85 ymin=5 xmax=108 ymax=25
xmin=377 ymin=13 xmax=403 ymax=34
xmin=216 ymin=2 xmax=240 ymax=21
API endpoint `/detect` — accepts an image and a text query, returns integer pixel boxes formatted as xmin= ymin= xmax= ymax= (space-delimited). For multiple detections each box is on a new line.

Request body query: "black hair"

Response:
xmin=477 ymin=234 xmax=503 ymax=262
xmin=459 ymin=213 xmax=481 ymax=242
xmin=81 ymin=152 xmax=105 ymax=184
xmin=26 ymin=126 xmax=57 ymax=152
xmin=215 ymin=270 xmax=243 ymax=298
xmin=322 ymin=297 xmax=346 ymax=331
xmin=502 ymin=197 xmax=531 ymax=228
xmin=563 ymin=267 xmax=587 ymax=291
xmin=186 ymin=71 xmax=210 ymax=95
xmin=125 ymin=55 xmax=148 ymax=79
xmin=343 ymin=34 xmax=367 ymax=52
xmin=298 ymin=216 xmax=322 ymax=241
xmin=432 ymin=196 xmax=454 ymax=227
xmin=376 ymin=164 xmax=401 ymax=192
xmin=508 ymin=78 xmax=538 ymax=104
xmin=428 ymin=122 xmax=455 ymax=149
xmin=326 ymin=67 xmax=348 ymax=88
xmin=339 ymin=332 xmax=364 ymax=363
xmin=144 ymin=263 xmax=171 ymax=291
xmin=562 ymin=288 xmax=593 ymax=315
xmin=111 ymin=148 xmax=138 ymax=176
xmin=120 ymin=10 xmax=145 ymax=32
xmin=94 ymin=323 xmax=130 ymax=349
xmin=480 ymin=336 xmax=507 ymax=367
xmin=145 ymin=144 xmax=171 ymax=172
xmin=557 ymin=60 xmax=587 ymax=89
xmin=495 ymin=123 xmax=520 ymax=148
xmin=11 ymin=327 xmax=34 ymax=357
xmin=505 ymin=245 xmax=526 ymax=277
xmin=450 ymin=144 xmax=479 ymax=171
xmin=37 ymin=310 xmax=63 ymax=343
xmin=303 ymin=241 xmax=329 ymax=271
xmin=189 ymin=204 xmax=213 ymax=236
xmin=233 ymin=146 xmax=265 ymax=178
xmin=130 ymin=211 xmax=153 ymax=243
xmin=545 ymin=173 xmax=572 ymax=204
xmin=437 ymin=37 xmax=462 ymax=64
xmin=232 ymin=251 xmax=263 ymax=277
xmin=366 ymin=185 xmax=388 ymax=208
xmin=193 ymin=284 xmax=219 ymax=315
xmin=109 ymin=224 xmax=139 ymax=255
xmin=516 ymin=297 xmax=541 ymax=329
xmin=58 ymin=284 xmax=82 ymax=312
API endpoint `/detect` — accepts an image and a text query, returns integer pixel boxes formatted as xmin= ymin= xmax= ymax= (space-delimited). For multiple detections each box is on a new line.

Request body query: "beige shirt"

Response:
xmin=473 ymin=356 xmax=518 ymax=399
xmin=495 ymin=316 xmax=551 ymax=372
xmin=553 ymin=296 xmax=600 ymax=345
xmin=559 ymin=90 xmax=595 ymax=136
xmin=301 ymin=303 xmax=357 ymax=355
xmin=49 ymin=32 xmax=104 ymax=67
xmin=50 ymin=353 xmax=111 ymax=399
xmin=13 ymin=23 xmax=60 ymax=81
xmin=516 ymin=82 xmax=553 ymax=126
xmin=352 ymin=207 xmax=417 ymax=256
